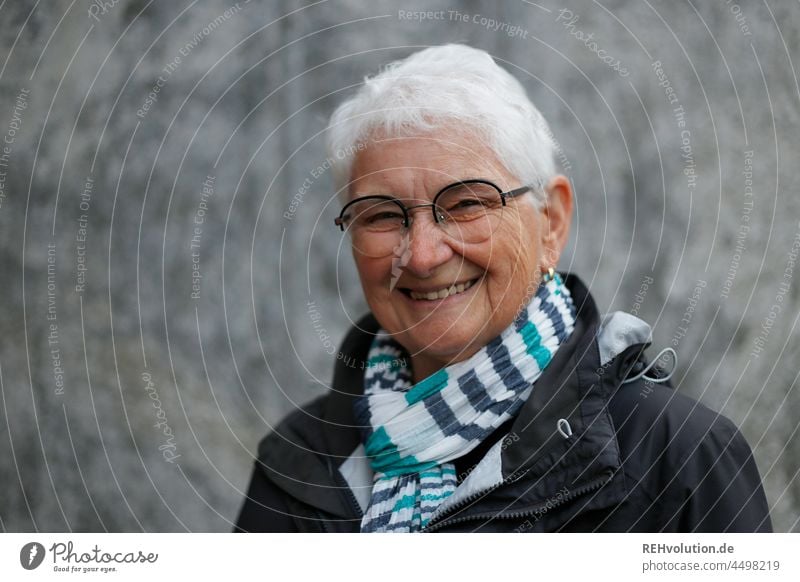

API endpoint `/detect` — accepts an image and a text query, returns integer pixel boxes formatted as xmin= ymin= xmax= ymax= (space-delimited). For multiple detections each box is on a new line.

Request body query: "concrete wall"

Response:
xmin=0 ymin=0 xmax=797 ymax=531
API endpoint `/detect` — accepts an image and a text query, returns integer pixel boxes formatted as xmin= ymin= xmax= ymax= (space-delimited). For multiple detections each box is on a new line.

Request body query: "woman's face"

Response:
xmin=345 ymin=128 xmax=572 ymax=380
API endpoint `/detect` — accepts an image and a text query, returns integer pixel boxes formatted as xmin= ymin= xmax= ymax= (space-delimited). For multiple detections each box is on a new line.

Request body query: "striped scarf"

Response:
xmin=354 ymin=273 xmax=577 ymax=532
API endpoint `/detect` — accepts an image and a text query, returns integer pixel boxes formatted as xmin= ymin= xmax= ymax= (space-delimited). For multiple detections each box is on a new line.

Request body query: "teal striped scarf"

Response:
xmin=354 ymin=274 xmax=577 ymax=532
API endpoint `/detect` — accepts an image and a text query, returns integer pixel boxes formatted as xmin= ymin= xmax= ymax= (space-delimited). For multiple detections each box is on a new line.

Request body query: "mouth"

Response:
xmin=398 ymin=277 xmax=481 ymax=302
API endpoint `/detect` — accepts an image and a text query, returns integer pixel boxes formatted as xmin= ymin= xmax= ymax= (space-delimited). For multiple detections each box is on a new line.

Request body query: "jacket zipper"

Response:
xmin=420 ymin=467 xmax=531 ymax=532
xmin=316 ymin=510 xmax=330 ymax=533
xmin=341 ymin=486 xmax=362 ymax=521
xmin=421 ymin=469 xmax=614 ymax=532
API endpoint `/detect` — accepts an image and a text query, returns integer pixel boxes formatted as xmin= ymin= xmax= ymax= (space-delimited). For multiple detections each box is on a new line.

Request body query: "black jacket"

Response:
xmin=235 ymin=274 xmax=772 ymax=532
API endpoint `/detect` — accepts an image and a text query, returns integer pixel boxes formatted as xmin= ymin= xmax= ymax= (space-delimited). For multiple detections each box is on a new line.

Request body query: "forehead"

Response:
xmin=347 ymin=129 xmax=513 ymax=199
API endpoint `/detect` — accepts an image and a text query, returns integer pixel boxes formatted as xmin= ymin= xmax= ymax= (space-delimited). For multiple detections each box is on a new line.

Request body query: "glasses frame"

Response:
xmin=334 ymin=179 xmax=534 ymax=231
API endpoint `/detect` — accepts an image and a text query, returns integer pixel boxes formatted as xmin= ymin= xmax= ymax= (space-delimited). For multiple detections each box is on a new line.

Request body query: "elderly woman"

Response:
xmin=235 ymin=45 xmax=771 ymax=533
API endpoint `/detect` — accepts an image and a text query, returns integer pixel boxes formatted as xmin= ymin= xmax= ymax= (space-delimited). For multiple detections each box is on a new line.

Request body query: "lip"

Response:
xmin=396 ymin=276 xmax=482 ymax=307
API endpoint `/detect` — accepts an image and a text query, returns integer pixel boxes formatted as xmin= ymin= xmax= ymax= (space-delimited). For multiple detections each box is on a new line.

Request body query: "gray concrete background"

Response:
xmin=0 ymin=0 xmax=798 ymax=532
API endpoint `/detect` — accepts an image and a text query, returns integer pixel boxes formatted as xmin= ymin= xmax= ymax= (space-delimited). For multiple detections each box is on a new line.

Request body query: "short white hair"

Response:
xmin=325 ymin=44 xmax=558 ymax=205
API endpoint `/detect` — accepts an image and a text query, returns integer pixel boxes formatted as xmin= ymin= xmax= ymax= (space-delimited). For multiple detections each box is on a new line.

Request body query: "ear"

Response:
xmin=540 ymin=175 xmax=573 ymax=270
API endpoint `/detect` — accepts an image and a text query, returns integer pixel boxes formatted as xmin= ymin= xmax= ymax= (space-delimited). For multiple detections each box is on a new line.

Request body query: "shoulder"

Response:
xmin=608 ymin=378 xmax=755 ymax=489
xmin=610 ymin=380 xmax=739 ymax=450
xmin=609 ymin=377 xmax=770 ymax=531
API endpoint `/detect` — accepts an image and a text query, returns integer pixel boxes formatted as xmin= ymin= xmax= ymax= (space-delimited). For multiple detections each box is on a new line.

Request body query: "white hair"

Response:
xmin=325 ymin=44 xmax=558 ymax=205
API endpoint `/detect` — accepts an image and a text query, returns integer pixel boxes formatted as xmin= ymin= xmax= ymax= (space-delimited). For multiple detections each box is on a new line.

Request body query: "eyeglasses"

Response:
xmin=334 ymin=179 xmax=534 ymax=258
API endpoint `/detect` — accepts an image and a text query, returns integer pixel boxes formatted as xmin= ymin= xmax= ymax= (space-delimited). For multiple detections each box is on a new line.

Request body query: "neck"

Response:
xmin=410 ymin=354 xmax=442 ymax=384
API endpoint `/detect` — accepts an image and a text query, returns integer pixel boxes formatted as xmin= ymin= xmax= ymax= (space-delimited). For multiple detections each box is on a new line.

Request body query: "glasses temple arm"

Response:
xmin=502 ymin=185 xmax=535 ymax=201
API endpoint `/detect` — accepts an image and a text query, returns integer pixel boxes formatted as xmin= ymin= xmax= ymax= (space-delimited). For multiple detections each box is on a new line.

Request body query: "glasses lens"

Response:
xmin=339 ymin=197 xmax=405 ymax=258
xmin=436 ymin=182 xmax=504 ymax=243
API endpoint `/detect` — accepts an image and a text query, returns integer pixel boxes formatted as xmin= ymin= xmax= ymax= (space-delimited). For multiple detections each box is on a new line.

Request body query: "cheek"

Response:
xmin=354 ymin=256 xmax=391 ymax=299
xmin=484 ymin=228 xmax=542 ymax=293
xmin=486 ymin=226 xmax=537 ymax=271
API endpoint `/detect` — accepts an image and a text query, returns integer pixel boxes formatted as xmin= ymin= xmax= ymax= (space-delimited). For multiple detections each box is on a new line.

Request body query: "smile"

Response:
xmin=402 ymin=277 xmax=480 ymax=301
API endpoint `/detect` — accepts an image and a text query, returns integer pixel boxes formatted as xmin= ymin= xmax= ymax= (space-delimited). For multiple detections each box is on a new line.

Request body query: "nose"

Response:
xmin=400 ymin=207 xmax=454 ymax=278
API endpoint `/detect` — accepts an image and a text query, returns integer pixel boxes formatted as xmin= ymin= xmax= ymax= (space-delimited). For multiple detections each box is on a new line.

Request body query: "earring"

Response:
xmin=542 ymin=267 xmax=556 ymax=283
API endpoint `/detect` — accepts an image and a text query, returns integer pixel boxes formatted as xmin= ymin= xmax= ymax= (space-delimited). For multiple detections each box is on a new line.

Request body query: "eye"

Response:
xmin=365 ymin=210 xmax=404 ymax=224
xmin=449 ymin=197 xmax=485 ymax=210
xmin=343 ymin=197 xmax=406 ymax=230
xmin=438 ymin=183 xmax=501 ymax=218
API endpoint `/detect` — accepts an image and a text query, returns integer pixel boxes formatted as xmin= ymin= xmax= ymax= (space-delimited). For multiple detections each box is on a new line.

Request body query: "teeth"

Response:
xmin=409 ymin=278 xmax=477 ymax=301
